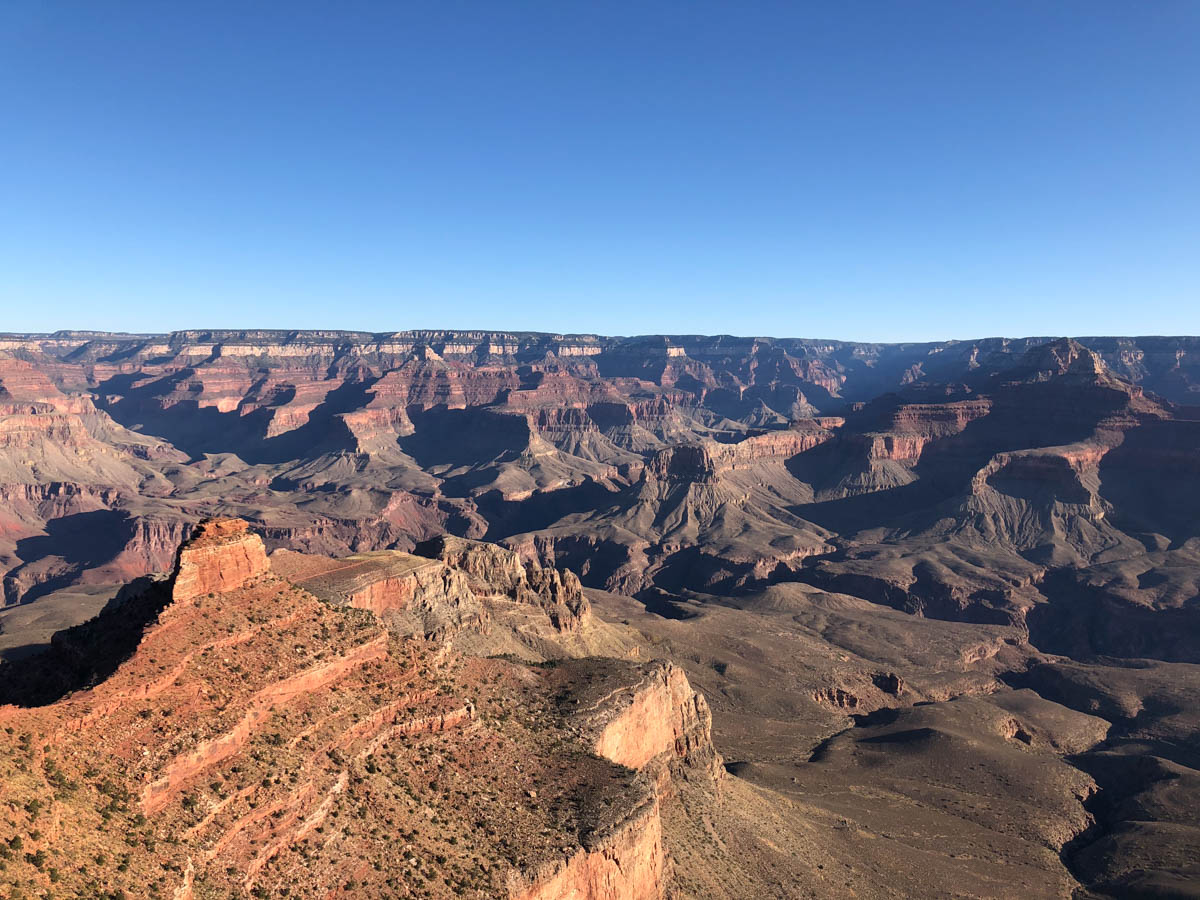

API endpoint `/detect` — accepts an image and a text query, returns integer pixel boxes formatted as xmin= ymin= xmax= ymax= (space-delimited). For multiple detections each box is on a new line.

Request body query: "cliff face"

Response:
xmin=853 ymin=399 xmax=993 ymax=464
xmin=645 ymin=423 xmax=835 ymax=484
xmin=562 ymin=659 xmax=724 ymax=785
xmin=169 ymin=518 xmax=270 ymax=603
xmin=271 ymin=547 xmax=488 ymax=639
xmin=502 ymin=662 xmax=721 ymax=900
xmin=508 ymin=792 xmax=665 ymax=900
xmin=591 ymin=664 xmax=715 ymax=773
xmin=6 ymin=329 xmax=1199 ymax=404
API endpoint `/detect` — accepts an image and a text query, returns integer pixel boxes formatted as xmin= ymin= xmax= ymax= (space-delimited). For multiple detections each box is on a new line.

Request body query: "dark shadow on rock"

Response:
xmin=478 ymin=481 xmax=620 ymax=541
xmin=636 ymin=589 xmax=700 ymax=621
xmin=95 ymin=371 xmax=375 ymax=464
xmin=399 ymin=407 xmax=533 ymax=471
xmin=1029 ymin=569 xmax=1200 ymax=664
xmin=0 ymin=576 xmax=171 ymax=707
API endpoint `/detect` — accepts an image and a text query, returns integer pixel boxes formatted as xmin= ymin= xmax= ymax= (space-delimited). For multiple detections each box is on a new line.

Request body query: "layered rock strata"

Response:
xmin=415 ymin=534 xmax=590 ymax=632
xmin=169 ymin=517 xmax=270 ymax=603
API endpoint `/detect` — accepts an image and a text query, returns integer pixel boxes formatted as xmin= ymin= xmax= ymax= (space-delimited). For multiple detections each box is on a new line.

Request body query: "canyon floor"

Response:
xmin=1 ymin=329 xmax=1199 ymax=898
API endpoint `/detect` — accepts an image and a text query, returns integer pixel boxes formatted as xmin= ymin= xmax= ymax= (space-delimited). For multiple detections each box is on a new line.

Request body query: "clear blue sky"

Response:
xmin=1 ymin=2 xmax=1197 ymax=340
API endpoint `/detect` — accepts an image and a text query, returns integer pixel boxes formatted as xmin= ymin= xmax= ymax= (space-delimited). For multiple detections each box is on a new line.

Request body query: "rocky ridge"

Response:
xmin=0 ymin=519 xmax=718 ymax=899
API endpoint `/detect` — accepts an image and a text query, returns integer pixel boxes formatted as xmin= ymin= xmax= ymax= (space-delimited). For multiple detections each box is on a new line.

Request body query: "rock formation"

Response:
xmin=0 ymin=520 xmax=719 ymax=899
xmin=564 ymin=659 xmax=724 ymax=785
xmin=414 ymin=534 xmax=590 ymax=633
xmin=169 ymin=518 xmax=270 ymax=604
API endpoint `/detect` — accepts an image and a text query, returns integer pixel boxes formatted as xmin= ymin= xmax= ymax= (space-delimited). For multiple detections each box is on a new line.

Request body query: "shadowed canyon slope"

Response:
xmin=1 ymin=330 xmax=1199 ymax=897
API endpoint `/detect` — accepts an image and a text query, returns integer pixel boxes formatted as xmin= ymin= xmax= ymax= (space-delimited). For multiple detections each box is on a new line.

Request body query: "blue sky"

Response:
xmin=1 ymin=1 xmax=1197 ymax=340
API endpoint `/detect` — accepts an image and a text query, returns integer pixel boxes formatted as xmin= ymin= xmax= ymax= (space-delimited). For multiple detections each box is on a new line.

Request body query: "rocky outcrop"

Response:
xmin=416 ymin=535 xmax=528 ymax=593
xmin=645 ymin=423 xmax=835 ymax=483
xmin=501 ymin=659 xmax=721 ymax=900
xmin=853 ymin=398 xmax=993 ymax=463
xmin=563 ymin=660 xmax=723 ymax=784
xmin=169 ymin=518 xmax=270 ymax=604
xmin=0 ymin=521 xmax=676 ymax=899
xmin=595 ymin=663 xmax=722 ymax=781
xmin=508 ymin=790 xmax=665 ymax=900
xmin=415 ymin=534 xmax=590 ymax=632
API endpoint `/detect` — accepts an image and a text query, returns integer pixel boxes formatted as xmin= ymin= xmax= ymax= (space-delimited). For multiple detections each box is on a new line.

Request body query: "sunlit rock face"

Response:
xmin=169 ymin=517 xmax=270 ymax=604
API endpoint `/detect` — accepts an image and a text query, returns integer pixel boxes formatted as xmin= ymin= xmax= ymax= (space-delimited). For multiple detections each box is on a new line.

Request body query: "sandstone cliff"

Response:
xmin=169 ymin=517 xmax=270 ymax=604
xmin=557 ymin=658 xmax=724 ymax=788
xmin=507 ymin=788 xmax=665 ymax=900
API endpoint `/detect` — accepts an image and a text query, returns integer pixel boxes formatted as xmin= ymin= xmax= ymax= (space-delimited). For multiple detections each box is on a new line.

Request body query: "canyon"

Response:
xmin=0 ymin=329 xmax=1198 ymax=897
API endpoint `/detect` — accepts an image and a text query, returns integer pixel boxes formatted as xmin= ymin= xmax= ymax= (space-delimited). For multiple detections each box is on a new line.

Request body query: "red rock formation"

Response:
xmin=855 ymin=399 xmax=992 ymax=463
xmin=272 ymin=547 xmax=488 ymax=637
xmin=586 ymin=662 xmax=722 ymax=779
xmin=645 ymin=422 xmax=835 ymax=483
xmin=169 ymin=518 xmax=270 ymax=604
xmin=508 ymin=793 xmax=665 ymax=900
xmin=0 ymin=518 xmax=716 ymax=900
